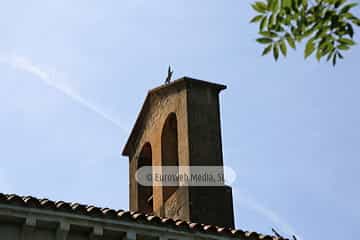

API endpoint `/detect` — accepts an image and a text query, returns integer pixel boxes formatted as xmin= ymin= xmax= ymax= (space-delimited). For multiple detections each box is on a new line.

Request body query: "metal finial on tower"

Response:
xmin=165 ymin=65 xmax=173 ymax=85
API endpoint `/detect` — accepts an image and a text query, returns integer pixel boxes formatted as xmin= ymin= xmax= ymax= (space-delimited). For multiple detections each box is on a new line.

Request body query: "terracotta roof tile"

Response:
xmin=189 ymin=222 xmax=203 ymax=231
xmin=146 ymin=215 xmax=162 ymax=224
xmin=131 ymin=212 xmax=147 ymax=221
xmin=0 ymin=193 xmax=286 ymax=240
xmin=60 ymin=201 xmax=76 ymax=213
xmin=203 ymin=224 xmax=218 ymax=232
xmin=175 ymin=220 xmax=188 ymax=228
xmin=161 ymin=217 xmax=176 ymax=225
xmin=217 ymin=227 xmax=234 ymax=237
xmin=39 ymin=199 xmax=56 ymax=209
xmin=101 ymin=208 xmax=117 ymax=218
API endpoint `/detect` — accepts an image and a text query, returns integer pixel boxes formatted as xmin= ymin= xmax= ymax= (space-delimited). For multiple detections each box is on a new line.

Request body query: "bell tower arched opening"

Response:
xmin=161 ymin=112 xmax=179 ymax=204
xmin=137 ymin=142 xmax=153 ymax=214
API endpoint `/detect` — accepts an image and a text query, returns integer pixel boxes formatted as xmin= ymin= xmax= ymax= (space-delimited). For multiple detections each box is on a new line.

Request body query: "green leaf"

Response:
xmin=262 ymin=44 xmax=273 ymax=55
xmin=269 ymin=14 xmax=277 ymax=28
xmin=292 ymin=0 xmax=299 ymax=13
xmin=337 ymin=44 xmax=350 ymax=50
xmin=256 ymin=37 xmax=274 ymax=44
xmin=324 ymin=10 xmax=334 ymax=22
xmin=303 ymin=28 xmax=315 ymax=38
xmin=340 ymin=3 xmax=358 ymax=14
xmin=315 ymin=29 xmax=327 ymax=39
xmin=326 ymin=49 xmax=335 ymax=61
xmin=304 ymin=39 xmax=315 ymax=58
xmin=332 ymin=52 xmax=337 ymax=66
xmin=285 ymin=34 xmax=296 ymax=49
xmin=250 ymin=15 xmax=264 ymax=23
xmin=260 ymin=31 xmax=278 ymax=37
xmin=260 ymin=16 xmax=268 ymax=31
xmin=252 ymin=1 xmax=268 ymax=13
xmin=342 ymin=12 xmax=355 ymax=20
xmin=279 ymin=39 xmax=287 ymax=56
xmin=275 ymin=24 xmax=285 ymax=32
xmin=271 ymin=0 xmax=279 ymax=12
xmin=316 ymin=48 xmax=323 ymax=61
xmin=273 ymin=43 xmax=279 ymax=60
xmin=335 ymin=0 xmax=346 ymax=8
xmin=346 ymin=23 xmax=354 ymax=38
xmin=338 ymin=38 xmax=355 ymax=45
xmin=302 ymin=0 xmax=308 ymax=10
xmin=282 ymin=0 xmax=292 ymax=8
xmin=319 ymin=38 xmax=331 ymax=50
xmin=337 ymin=51 xmax=344 ymax=59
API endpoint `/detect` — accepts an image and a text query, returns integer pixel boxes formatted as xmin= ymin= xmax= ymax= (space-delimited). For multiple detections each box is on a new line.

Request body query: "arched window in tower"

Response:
xmin=137 ymin=142 xmax=153 ymax=214
xmin=161 ymin=112 xmax=179 ymax=204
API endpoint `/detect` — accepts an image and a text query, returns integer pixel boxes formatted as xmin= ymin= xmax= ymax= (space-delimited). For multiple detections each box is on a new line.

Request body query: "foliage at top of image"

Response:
xmin=251 ymin=0 xmax=360 ymax=65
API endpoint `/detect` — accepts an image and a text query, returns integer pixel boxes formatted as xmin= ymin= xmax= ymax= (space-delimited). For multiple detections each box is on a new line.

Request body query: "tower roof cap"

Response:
xmin=122 ymin=77 xmax=226 ymax=156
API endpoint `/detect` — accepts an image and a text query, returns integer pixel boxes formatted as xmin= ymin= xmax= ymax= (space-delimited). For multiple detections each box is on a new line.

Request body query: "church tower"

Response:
xmin=122 ymin=77 xmax=234 ymax=228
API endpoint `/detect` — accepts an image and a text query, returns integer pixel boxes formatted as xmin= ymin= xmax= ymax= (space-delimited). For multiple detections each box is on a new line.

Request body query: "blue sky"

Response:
xmin=1 ymin=1 xmax=359 ymax=239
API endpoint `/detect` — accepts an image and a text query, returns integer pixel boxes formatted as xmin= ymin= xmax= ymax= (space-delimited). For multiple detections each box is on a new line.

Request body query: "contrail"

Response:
xmin=234 ymin=188 xmax=303 ymax=240
xmin=1 ymin=54 xmax=128 ymax=133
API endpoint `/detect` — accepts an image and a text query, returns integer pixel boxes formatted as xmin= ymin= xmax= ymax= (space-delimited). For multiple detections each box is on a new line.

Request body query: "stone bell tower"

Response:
xmin=122 ymin=77 xmax=234 ymax=228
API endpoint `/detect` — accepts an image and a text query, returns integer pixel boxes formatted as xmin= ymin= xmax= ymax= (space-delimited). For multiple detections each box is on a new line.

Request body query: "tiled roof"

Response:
xmin=0 ymin=193 xmax=284 ymax=240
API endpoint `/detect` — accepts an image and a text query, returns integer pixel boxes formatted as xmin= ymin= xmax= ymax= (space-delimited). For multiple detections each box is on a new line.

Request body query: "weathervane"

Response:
xmin=165 ymin=65 xmax=173 ymax=85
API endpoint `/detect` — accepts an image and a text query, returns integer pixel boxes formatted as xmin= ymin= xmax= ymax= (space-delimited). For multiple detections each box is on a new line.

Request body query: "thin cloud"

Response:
xmin=1 ymin=54 xmax=128 ymax=133
xmin=234 ymin=188 xmax=303 ymax=240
